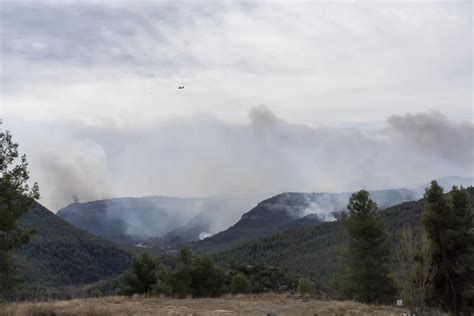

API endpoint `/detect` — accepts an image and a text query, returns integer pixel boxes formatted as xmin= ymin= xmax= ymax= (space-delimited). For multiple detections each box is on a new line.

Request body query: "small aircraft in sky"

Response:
xmin=178 ymin=85 xmax=184 ymax=89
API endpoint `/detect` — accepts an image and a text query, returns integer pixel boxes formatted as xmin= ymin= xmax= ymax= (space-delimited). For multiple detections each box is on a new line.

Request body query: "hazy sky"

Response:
xmin=1 ymin=0 xmax=472 ymax=210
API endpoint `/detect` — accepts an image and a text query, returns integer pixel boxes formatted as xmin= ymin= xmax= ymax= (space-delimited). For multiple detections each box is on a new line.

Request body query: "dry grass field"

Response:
xmin=0 ymin=294 xmax=409 ymax=316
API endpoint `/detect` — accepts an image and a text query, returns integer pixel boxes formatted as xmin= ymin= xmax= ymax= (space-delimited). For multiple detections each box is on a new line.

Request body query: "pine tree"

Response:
xmin=449 ymin=186 xmax=474 ymax=314
xmin=0 ymin=128 xmax=40 ymax=300
xmin=152 ymin=264 xmax=172 ymax=296
xmin=339 ymin=190 xmax=396 ymax=303
xmin=422 ymin=181 xmax=474 ymax=314
xmin=118 ymin=253 xmax=157 ymax=295
xmin=190 ymin=255 xmax=224 ymax=297
xmin=171 ymin=247 xmax=193 ymax=298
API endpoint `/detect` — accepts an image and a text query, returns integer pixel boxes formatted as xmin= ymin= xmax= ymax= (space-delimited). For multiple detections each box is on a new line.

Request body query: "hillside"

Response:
xmin=212 ymin=187 xmax=474 ymax=292
xmin=56 ymin=177 xmax=472 ymax=249
xmin=15 ymin=203 xmax=131 ymax=293
xmin=57 ymin=196 xmax=254 ymax=245
xmin=194 ymin=188 xmax=417 ymax=253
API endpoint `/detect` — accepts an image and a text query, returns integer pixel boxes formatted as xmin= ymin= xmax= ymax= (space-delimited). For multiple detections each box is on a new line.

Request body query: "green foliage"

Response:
xmin=178 ymin=246 xmax=192 ymax=265
xmin=118 ymin=253 xmax=157 ymax=295
xmin=0 ymin=128 xmax=39 ymax=300
xmin=297 ymin=277 xmax=315 ymax=296
xmin=394 ymin=226 xmax=435 ymax=313
xmin=228 ymin=264 xmax=297 ymax=293
xmin=117 ymin=247 xmax=225 ymax=298
xmin=152 ymin=264 xmax=172 ymax=296
xmin=231 ymin=273 xmax=252 ymax=294
xmin=15 ymin=204 xmax=131 ymax=292
xmin=169 ymin=248 xmax=222 ymax=298
xmin=190 ymin=255 xmax=225 ymax=297
xmin=422 ymin=182 xmax=474 ymax=314
xmin=169 ymin=247 xmax=224 ymax=298
xmin=213 ymin=188 xmax=474 ymax=299
xmin=337 ymin=190 xmax=396 ymax=304
xmin=171 ymin=247 xmax=193 ymax=298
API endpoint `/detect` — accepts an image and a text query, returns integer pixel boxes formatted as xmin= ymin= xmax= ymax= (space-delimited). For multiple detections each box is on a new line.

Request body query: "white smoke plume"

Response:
xmin=8 ymin=107 xmax=472 ymax=215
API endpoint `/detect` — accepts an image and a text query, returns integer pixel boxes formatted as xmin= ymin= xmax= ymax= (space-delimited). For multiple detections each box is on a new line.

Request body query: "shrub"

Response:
xmin=231 ymin=273 xmax=253 ymax=294
xmin=170 ymin=248 xmax=193 ymax=298
xmin=117 ymin=253 xmax=157 ymax=295
xmin=152 ymin=265 xmax=172 ymax=296
xmin=298 ymin=277 xmax=315 ymax=296
xmin=190 ymin=256 xmax=225 ymax=298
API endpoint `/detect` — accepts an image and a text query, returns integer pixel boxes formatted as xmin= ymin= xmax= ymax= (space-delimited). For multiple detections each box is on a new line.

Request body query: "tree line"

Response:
xmin=116 ymin=247 xmax=251 ymax=297
xmin=115 ymin=248 xmax=317 ymax=298
xmin=334 ymin=184 xmax=473 ymax=315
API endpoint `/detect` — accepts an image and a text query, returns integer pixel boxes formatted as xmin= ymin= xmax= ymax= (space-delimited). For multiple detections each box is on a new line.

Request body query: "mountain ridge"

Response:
xmin=211 ymin=186 xmax=474 ymax=292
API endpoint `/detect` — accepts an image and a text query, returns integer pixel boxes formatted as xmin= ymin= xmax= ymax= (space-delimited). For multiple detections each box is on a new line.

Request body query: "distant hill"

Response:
xmin=57 ymin=176 xmax=473 ymax=250
xmin=212 ymin=187 xmax=474 ymax=292
xmin=193 ymin=188 xmax=417 ymax=253
xmin=57 ymin=196 xmax=254 ymax=245
xmin=15 ymin=203 xmax=131 ymax=290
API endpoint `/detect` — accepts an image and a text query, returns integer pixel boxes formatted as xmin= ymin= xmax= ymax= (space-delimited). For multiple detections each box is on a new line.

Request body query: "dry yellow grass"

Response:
xmin=0 ymin=294 xmax=409 ymax=316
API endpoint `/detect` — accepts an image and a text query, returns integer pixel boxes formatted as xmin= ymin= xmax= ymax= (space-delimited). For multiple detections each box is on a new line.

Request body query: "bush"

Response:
xmin=171 ymin=264 xmax=192 ymax=298
xmin=231 ymin=273 xmax=253 ymax=294
xmin=170 ymin=248 xmax=193 ymax=298
xmin=152 ymin=265 xmax=172 ymax=296
xmin=117 ymin=253 xmax=157 ymax=295
xmin=298 ymin=277 xmax=315 ymax=296
xmin=190 ymin=256 xmax=225 ymax=298
xmin=116 ymin=248 xmax=225 ymax=299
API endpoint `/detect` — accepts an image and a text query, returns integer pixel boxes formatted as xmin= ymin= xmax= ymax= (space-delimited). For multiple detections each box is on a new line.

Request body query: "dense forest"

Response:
xmin=211 ymin=187 xmax=474 ymax=294
xmin=192 ymin=189 xmax=418 ymax=253
xmin=12 ymin=204 xmax=131 ymax=299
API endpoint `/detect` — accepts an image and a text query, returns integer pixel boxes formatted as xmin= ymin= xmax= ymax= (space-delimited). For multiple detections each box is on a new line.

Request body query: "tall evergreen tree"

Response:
xmin=449 ymin=186 xmax=474 ymax=314
xmin=118 ymin=253 xmax=157 ymax=295
xmin=0 ymin=128 xmax=39 ymax=300
xmin=339 ymin=190 xmax=396 ymax=303
xmin=422 ymin=181 xmax=474 ymax=314
xmin=189 ymin=255 xmax=224 ymax=298
xmin=171 ymin=247 xmax=193 ymax=298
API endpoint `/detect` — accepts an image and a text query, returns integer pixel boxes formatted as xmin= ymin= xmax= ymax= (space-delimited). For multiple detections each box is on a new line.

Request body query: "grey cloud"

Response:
xmin=1 ymin=0 xmax=472 ymax=232
xmin=387 ymin=112 xmax=474 ymax=167
xmin=1 ymin=1 xmax=471 ymax=124
xmin=9 ymin=108 xmax=472 ymax=213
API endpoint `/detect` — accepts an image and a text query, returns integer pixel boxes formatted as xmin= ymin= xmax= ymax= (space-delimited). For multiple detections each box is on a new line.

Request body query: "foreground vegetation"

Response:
xmin=0 ymin=129 xmax=39 ymax=300
xmin=0 ymin=294 xmax=409 ymax=316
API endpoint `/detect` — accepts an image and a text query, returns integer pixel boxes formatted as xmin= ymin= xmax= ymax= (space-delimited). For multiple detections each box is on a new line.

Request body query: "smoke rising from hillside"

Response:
xmin=9 ymin=107 xmax=473 ymax=213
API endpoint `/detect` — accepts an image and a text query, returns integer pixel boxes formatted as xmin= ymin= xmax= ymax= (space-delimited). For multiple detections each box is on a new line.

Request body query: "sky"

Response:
xmin=0 ymin=0 xmax=472 ymax=211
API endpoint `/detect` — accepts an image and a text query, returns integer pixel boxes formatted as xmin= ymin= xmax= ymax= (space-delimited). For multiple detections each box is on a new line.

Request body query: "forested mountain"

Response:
xmin=211 ymin=187 xmax=474 ymax=293
xmin=193 ymin=188 xmax=417 ymax=253
xmin=57 ymin=196 xmax=254 ymax=245
xmin=56 ymin=177 xmax=472 ymax=250
xmin=15 ymin=203 xmax=131 ymax=290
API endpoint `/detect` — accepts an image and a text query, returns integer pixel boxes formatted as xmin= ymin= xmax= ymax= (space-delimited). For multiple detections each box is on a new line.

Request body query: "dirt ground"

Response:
xmin=1 ymin=294 xmax=409 ymax=316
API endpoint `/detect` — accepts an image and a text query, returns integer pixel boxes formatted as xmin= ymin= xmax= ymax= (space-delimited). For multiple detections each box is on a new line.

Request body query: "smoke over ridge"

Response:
xmin=8 ymin=106 xmax=473 ymax=213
